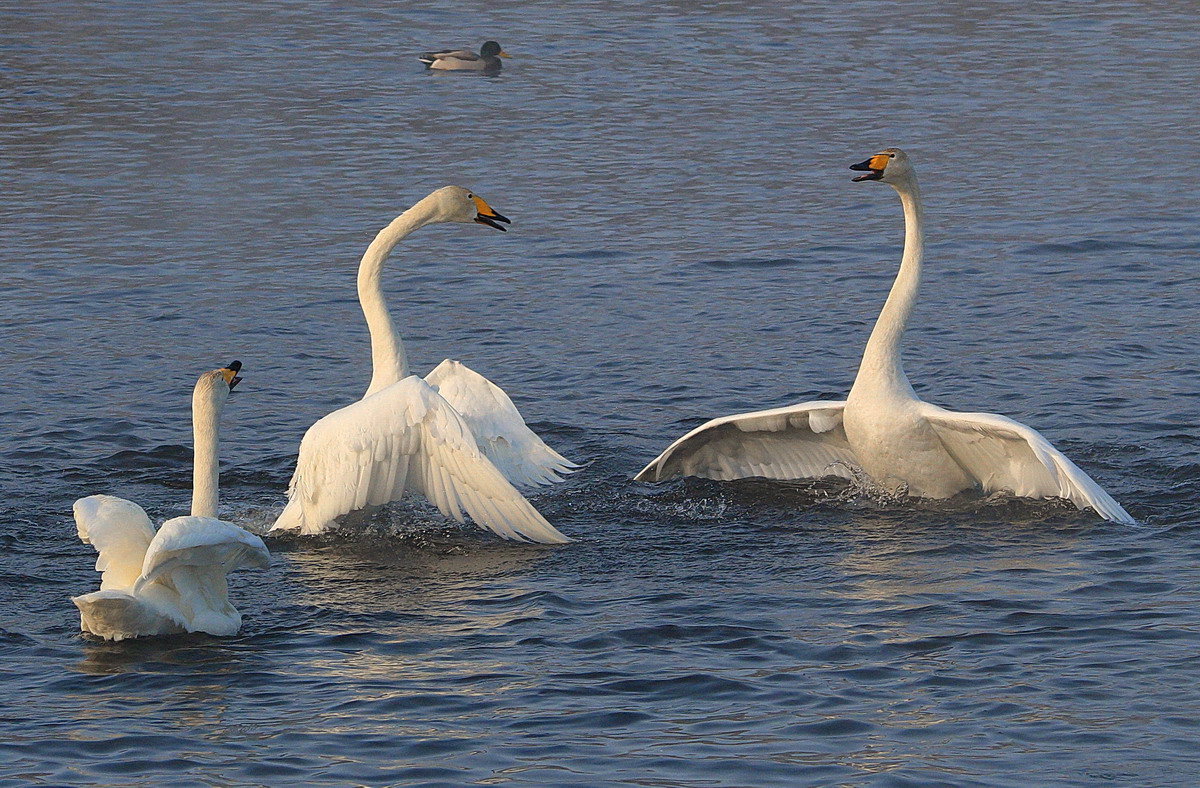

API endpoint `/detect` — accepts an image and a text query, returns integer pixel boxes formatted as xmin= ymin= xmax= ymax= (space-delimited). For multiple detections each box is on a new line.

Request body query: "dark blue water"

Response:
xmin=3 ymin=1 xmax=1199 ymax=785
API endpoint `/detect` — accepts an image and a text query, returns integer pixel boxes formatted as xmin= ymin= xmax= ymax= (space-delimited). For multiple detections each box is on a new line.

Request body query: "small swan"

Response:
xmin=72 ymin=362 xmax=270 ymax=641
xmin=636 ymin=149 xmax=1134 ymax=525
xmin=271 ymin=187 xmax=574 ymax=542
xmin=419 ymin=41 xmax=510 ymax=72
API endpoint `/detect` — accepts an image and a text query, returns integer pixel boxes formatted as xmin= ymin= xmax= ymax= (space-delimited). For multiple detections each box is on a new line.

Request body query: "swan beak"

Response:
xmin=221 ymin=360 xmax=243 ymax=391
xmin=472 ymin=195 xmax=511 ymax=232
xmin=850 ymin=153 xmax=889 ymax=182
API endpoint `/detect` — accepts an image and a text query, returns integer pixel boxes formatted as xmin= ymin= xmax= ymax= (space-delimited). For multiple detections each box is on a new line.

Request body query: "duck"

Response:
xmin=72 ymin=362 xmax=270 ymax=641
xmin=419 ymin=41 xmax=509 ymax=72
xmin=270 ymin=187 xmax=574 ymax=542
xmin=635 ymin=149 xmax=1134 ymax=525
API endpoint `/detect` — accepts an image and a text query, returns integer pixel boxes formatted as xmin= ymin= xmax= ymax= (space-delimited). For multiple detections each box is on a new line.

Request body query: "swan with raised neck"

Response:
xmin=358 ymin=186 xmax=510 ymax=396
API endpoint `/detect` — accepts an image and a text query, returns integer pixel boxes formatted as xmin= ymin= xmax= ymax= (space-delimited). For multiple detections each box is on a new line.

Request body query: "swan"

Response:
xmin=635 ymin=149 xmax=1134 ymax=525
xmin=72 ymin=362 xmax=271 ymax=641
xmin=270 ymin=186 xmax=575 ymax=542
xmin=419 ymin=41 xmax=510 ymax=72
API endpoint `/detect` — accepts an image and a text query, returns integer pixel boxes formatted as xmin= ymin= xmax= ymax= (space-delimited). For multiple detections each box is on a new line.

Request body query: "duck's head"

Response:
xmin=850 ymin=147 xmax=913 ymax=185
xmin=427 ymin=185 xmax=511 ymax=231
xmin=194 ymin=361 xmax=242 ymax=409
xmin=480 ymin=41 xmax=509 ymax=58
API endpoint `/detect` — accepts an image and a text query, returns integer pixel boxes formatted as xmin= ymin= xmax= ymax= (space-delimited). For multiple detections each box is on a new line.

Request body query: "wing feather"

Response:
xmin=425 ymin=359 xmax=578 ymax=488
xmin=73 ymin=495 xmax=156 ymax=591
xmin=271 ymin=376 xmax=570 ymax=543
xmin=136 ymin=515 xmax=270 ymax=592
xmin=635 ymin=401 xmax=858 ymax=482
xmin=920 ymin=403 xmax=1135 ymax=524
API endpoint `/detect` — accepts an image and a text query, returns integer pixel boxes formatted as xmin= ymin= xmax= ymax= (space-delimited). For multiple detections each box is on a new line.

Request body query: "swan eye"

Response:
xmin=889 ymin=153 xmax=895 ymax=158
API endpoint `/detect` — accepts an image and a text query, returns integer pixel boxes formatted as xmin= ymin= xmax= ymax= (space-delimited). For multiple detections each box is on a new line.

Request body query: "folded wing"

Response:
xmin=920 ymin=403 xmax=1135 ymax=524
xmin=419 ymin=49 xmax=479 ymax=65
xmin=73 ymin=495 xmax=156 ymax=591
xmin=138 ymin=516 xmax=270 ymax=589
xmin=634 ymin=401 xmax=858 ymax=482
xmin=425 ymin=359 xmax=577 ymax=488
xmin=272 ymin=376 xmax=570 ymax=543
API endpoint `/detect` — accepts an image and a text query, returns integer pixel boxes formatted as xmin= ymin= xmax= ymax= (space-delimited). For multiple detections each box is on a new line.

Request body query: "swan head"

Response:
xmin=427 ymin=185 xmax=511 ymax=231
xmin=480 ymin=41 xmax=509 ymax=58
xmin=850 ymin=147 xmax=913 ymax=185
xmin=194 ymin=361 xmax=242 ymax=408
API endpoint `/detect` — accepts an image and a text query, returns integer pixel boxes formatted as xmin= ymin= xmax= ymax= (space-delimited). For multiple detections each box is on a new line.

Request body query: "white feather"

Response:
xmin=635 ymin=401 xmax=856 ymax=482
xmin=919 ymin=404 xmax=1134 ymax=524
xmin=71 ymin=365 xmax=269 ymax=641
xmin=425 ymin=359 xmax=578 ymax=489
xmin=272 ymin=376 xmax=570 ymax=543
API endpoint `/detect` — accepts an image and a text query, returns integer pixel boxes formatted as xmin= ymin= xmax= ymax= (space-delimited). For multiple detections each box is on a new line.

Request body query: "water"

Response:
xmin=2 ymin=1 xmax=1199 ymax=784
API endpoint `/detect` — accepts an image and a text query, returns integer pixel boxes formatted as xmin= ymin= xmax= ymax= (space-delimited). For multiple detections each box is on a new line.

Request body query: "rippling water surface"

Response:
xmin=3 ymin=1 xmax=1199 ymax=785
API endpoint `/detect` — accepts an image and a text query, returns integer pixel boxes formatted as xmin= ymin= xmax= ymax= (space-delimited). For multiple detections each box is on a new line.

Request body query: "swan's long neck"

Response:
xmin=360 ymin=204 xmax=438 ymax=397
xmin=191 ymin=386 xmax=222 ymax=519
xmin=851 ymin=175 xmax=924 ymax=400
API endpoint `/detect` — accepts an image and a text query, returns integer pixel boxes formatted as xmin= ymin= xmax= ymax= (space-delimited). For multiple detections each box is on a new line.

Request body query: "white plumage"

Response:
xmin=637 ymin=149 xmax=1134 ymax=525
xmin=72 ymin=364 xmax=269 ymax=641
xmin=425 ymin=360 xmax=578 ymax=489
xmin=272 ymin=376 xmax=569 ymax=543
xmin=73 ymin=498 xmax=270 ymax=640
xmin=271 ymin=187 xmax=574 ymax=541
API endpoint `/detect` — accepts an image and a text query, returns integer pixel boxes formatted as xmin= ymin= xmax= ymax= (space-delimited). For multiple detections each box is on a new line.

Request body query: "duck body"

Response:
xmin=419 ymin=41 xmax=507 ymax=71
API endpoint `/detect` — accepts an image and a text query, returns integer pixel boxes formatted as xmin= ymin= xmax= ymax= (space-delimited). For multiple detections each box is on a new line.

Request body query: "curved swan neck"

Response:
xmin=191 ymin=385 xmax=223 ymax=518
xmin=360 ymin=204 xmax=438 ymax=396
xmin=852 ymin=174 xmax=924 ymax=398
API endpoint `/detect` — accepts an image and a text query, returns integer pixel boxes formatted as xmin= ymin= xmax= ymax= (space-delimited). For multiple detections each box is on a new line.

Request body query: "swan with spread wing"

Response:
xmin=271 ymin=186 xmax=575 ymax=542
xmin=72 ymin=363 xmax=270 ymax=641
xmin=635 ymin=149 xmax=1134 ymax=525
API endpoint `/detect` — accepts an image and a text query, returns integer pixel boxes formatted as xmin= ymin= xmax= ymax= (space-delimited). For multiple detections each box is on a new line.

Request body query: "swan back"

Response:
xmin=133 ymin=515 xmax=270 ymax=637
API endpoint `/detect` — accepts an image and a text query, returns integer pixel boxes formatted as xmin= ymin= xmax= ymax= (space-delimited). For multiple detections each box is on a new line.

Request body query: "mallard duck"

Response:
xmin=419 ymin=40 xmax=509 ymax=72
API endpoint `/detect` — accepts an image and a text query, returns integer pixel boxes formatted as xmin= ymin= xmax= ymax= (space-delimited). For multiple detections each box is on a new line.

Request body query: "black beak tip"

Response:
xmin=476 ymin=214 xmax=511 ymax=231
xmin=229 ymin=376 xmax=243 ymax=390
xmin=227 ymin=360 xmax=242 ymax=372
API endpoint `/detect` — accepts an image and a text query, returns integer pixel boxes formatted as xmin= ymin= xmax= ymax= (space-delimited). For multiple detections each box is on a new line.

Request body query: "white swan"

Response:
xmin=72 ymin=363 xmax=271 ymax=641
xmin=270 ymin=186 xmax=574 ymax=542
xmin=635 ymin=149 xmax=1134 ymax=525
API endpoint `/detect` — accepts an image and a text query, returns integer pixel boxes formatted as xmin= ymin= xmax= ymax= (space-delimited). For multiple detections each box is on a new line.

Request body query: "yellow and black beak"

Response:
xmin=850 ymin=153 xmax=890 ymax=182
xmin=498 ymin=50 xmax=512 ymax=58
xmin=221 ymin=360 xmax=243 ymax=391
xmin=472 ymin=195 xmax=511 ymax=232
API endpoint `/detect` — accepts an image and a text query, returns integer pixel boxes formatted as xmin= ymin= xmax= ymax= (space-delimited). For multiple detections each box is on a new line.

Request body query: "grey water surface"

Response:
xmin=2 ymin=1 xmax=1199 ymax=785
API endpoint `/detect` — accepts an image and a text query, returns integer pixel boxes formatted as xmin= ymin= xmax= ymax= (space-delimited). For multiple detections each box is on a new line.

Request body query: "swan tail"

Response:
xmin=72 ymin=590 xmax=187 ymax=641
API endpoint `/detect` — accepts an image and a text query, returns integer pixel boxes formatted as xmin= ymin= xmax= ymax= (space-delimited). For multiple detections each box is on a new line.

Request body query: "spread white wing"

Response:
xmin=73 ymin=495 xmax=156 ymax=591
xmin=271 ymin=375 xmax=570 ymax=543
xmin=425 ymin=359 xmax=577 ymax=489
xmin=635 ymin=401 xmax=858 ymax=482
xmin=920 ymin=403 xmax=1135 ymax=524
